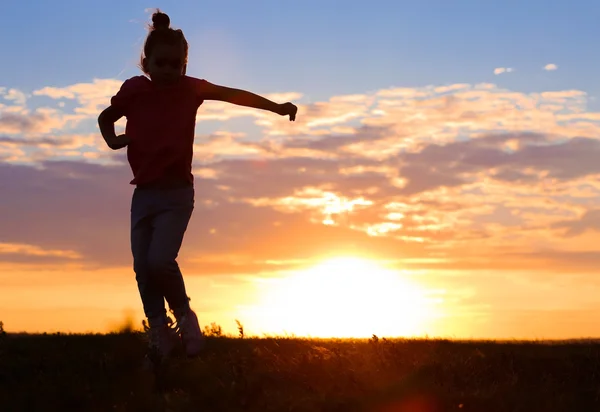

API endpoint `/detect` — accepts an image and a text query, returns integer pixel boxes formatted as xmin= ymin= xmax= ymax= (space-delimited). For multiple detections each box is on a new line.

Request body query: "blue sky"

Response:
xmin=4 ymin=0 xmax=600 ymax=104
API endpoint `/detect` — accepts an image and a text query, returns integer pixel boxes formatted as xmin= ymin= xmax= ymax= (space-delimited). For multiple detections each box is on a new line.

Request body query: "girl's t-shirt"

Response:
xmin=110 ymin=75 xmax=208 ymax=186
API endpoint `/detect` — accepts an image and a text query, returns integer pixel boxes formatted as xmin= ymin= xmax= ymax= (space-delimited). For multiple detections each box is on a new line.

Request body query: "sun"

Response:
xmin=248 ymin=257 xmax=439 ymax=338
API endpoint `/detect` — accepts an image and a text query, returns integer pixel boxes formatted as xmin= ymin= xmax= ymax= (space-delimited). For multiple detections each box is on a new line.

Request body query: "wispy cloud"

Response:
xmin=544 ymin=63 xmax=558 ymax=71
xmin=1 ymin=88 xmax=28 ymax=106
xmin=494 ymin=67 xmax=514 ymax=75
xmin=0 ymin=242 xmax=81 ymax=262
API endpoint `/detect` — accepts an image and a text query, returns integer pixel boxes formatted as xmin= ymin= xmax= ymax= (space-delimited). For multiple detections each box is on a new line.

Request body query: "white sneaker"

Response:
xmin=175 ymin=309 xmax=205 ymax=357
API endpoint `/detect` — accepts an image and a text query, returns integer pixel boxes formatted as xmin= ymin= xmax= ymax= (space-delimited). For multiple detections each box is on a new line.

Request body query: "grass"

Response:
xmin=1 ymin=327 xmax=600 ymax=411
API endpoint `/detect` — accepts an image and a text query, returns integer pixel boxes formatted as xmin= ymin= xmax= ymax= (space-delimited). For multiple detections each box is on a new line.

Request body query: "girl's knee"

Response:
xmin=147 ymin=256 xmax=176 ymax=275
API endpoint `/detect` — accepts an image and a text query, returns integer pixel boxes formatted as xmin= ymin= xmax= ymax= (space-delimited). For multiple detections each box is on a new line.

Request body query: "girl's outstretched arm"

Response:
xmin=197 ymin=80 xmax=297 ymax=121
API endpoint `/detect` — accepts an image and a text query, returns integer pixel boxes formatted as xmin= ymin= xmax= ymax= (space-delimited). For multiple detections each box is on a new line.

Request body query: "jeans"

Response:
xmin=130 ymin=185 xmax=194 ymax=326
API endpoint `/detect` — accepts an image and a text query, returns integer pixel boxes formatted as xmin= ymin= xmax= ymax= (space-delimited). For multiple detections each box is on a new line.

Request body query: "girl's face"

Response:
xmin=146 ymin=43 xmax=186 ymax=85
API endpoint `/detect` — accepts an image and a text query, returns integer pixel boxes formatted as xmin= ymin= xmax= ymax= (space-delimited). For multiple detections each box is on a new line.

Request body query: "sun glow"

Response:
xmin=250 ymin=257 xmax=440 ymax=338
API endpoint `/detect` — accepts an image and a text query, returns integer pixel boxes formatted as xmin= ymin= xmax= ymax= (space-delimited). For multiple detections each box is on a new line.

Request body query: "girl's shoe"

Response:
xmin=175 ymin=309 xmax=205 ymax=357
xmin=143 ymin=318 xmax=180 ymax=368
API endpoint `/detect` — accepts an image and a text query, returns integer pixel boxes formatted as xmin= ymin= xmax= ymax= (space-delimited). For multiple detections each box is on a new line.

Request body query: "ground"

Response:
xmin=1 ymin=332 xmax=599 ymax=411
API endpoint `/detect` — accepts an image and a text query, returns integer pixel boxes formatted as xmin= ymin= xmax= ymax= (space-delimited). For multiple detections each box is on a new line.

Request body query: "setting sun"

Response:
xmin=247 ymin=257 xmax=441 ymax=338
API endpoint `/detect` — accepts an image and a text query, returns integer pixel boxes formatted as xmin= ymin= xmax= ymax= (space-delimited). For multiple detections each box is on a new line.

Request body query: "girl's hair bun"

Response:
xmin=152 ymin=11 xmax=170 ymax=30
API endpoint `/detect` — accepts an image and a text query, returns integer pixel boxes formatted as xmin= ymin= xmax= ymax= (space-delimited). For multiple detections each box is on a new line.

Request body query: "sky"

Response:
xmin=2 ymin=0 xmax=600 ymax=339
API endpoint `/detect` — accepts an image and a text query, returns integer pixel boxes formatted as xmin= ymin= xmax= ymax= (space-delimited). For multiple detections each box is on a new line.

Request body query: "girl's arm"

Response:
xmin=197 ymin=80 xmax=297 ymax=121
xmin=98 ymin=106 xmax=131 ymax=150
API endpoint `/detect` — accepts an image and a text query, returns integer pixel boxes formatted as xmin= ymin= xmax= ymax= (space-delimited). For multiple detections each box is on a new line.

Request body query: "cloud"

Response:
xmin=0 ymin=133 xmax=103 ymax=164
xmin=2 ymin=77 xmax=600 ymax=278
xmin=1 ymin=88 xmax=28 ymax=106
xmin=2 ymin=129 xmax=600 ymax=275
xmin=8 ymin=76 xmax=597 ymax=166
xmin=544 ymin=63 xmax=558 ymax=71
xmin=33 ymin=78 xmax=123 ymax=116
xmin=0 ymin=101 xmax=87 ymax=144
xmin=551 ymin=209 xmax=600 ymax=237
xmin=0 ymin=133 xmax=94 ymax=148
xmin=0 ymin=111 xmax=51 ymax=135
xmin=396 ymin=134 xmax=600 ymax=186
xmin=0 ymin=159 xmax=425 ymax=272
xmin=0 ymin=160 xmax=134 ymax=267
xmin=494 ymin=67 xmax=514 ymax=75
xmin=260 ymin=85 xmax=597 ymax=166
xmin=0 ymin=243 xmax=81 ymax=263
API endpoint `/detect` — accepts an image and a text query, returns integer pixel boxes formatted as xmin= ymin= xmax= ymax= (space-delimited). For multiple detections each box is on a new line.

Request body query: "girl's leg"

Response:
xmin=131 ymin=189 xmax=168 ymax=327
xmin=147 ymin=186 xmax=194 ymax=318
xmin=147 ymin=185 xmax=204 ymax=356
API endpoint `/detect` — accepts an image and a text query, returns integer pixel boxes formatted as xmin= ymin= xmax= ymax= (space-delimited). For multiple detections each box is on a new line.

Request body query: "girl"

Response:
xmin=98 ymin=10 xmax=297 ymax=362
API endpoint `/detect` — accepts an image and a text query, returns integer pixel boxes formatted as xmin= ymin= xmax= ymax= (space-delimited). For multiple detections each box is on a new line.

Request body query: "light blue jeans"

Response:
xmin=130 ymin=185 xmax=194 ymax=326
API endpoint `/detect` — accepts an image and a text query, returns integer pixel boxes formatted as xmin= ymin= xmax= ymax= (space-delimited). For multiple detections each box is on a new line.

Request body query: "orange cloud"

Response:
xmin=0 ymin=243 xmax=81 ymax=259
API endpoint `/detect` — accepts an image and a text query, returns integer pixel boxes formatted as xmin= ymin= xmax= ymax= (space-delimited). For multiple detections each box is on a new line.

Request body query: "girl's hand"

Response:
xmin=277 ymin=102 xmax=298 ymax=121
xmin=107 ymin=134 xmax=131 ymax=150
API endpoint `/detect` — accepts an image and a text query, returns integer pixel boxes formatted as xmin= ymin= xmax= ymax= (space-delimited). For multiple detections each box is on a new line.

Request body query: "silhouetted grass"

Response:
xmin=1 ymin=329 xmax=600 ymax=411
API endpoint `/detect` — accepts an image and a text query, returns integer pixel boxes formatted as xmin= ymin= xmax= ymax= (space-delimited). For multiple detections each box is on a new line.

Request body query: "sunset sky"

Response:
xmin=2 ymin=0 xmax=600 ymax=339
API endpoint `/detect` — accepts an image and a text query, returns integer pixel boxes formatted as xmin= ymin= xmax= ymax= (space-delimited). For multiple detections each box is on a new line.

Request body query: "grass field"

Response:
xmin=1 ymin=328 xmax=600 ymax=411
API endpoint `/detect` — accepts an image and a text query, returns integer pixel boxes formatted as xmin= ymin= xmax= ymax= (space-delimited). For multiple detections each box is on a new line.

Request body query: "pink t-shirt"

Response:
xmin=110 ymin=75 xmax=208 ymax=186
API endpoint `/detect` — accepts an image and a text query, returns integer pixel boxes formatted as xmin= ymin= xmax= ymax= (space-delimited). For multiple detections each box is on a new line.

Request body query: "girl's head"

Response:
xmin=140 ymin=10 xmax=189 ymax=85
